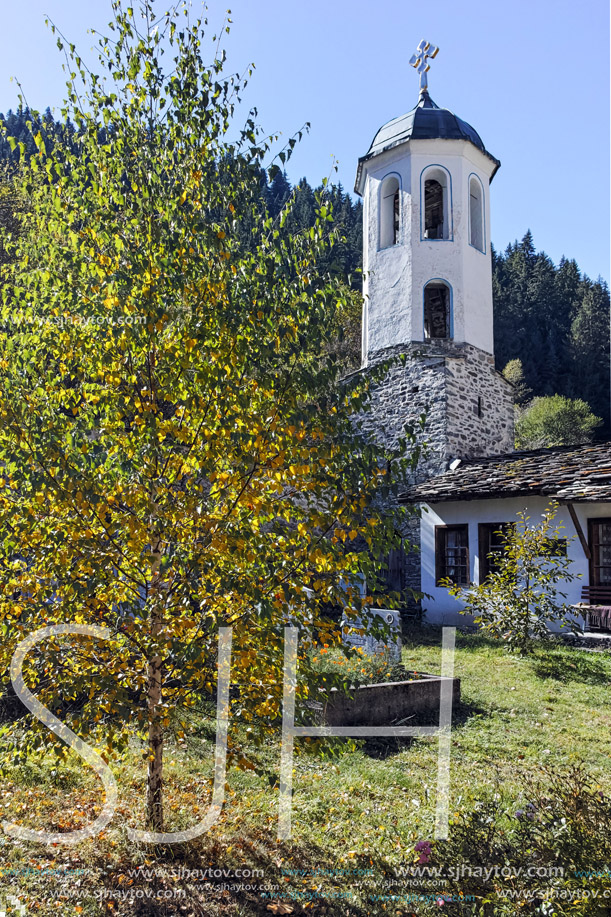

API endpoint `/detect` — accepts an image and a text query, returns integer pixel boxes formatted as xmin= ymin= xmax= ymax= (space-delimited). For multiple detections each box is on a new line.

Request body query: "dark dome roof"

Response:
xmin=355 ymin=91 xmax=500 ymax=194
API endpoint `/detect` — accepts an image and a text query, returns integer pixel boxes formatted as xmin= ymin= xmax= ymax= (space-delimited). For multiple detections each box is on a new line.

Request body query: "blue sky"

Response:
xmin=1 ymin=0 xmax=609 ymax=281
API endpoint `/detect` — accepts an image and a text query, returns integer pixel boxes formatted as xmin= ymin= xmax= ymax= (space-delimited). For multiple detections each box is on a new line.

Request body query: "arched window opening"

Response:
xmin=424 ymin=281 xmax=451 ymax=340
xmin=380 ymin=176 xmax=400 ymax=249
xmin=393 ymin=189 xmax=400 ymax=243
xmin=421 ymin=166 xmax=451 ymax=241
xmin=424 ymin=179 xmax=444 ymax=239
xmin=469 ymin=176 xmax=484 ymax=251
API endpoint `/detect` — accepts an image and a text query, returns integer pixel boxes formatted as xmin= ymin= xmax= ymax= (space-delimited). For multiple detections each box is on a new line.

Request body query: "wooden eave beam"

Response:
xmin=562 ymin=500 xmax=591 ymax=560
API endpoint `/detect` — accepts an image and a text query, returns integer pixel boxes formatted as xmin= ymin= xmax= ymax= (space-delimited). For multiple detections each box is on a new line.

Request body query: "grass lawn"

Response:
xmin=0 ymin=628 xmax=609 ymax=915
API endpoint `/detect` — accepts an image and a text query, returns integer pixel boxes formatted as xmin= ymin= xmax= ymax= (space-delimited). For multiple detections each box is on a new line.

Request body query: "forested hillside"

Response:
xmin=493 ymin=233 xmax=610 ymax=431
xmin=1 ymin=108 xmax=609 ymax=431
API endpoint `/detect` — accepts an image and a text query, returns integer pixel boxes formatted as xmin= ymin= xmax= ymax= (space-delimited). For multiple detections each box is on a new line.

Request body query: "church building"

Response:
xmin=355 ymin=41 xmax=611 ymax=633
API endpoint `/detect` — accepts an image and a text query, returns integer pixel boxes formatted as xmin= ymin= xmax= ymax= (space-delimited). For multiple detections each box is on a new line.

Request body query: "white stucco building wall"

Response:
xmin=419 ymin=497 xmax=609 ymax=630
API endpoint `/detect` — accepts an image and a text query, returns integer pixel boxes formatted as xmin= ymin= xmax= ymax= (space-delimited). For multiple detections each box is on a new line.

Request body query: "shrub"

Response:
xmin=422 ymin=765 xmax=611 ymax=916
xmin=445 ymin=503 xmax=580 ymax=654
xmin=516 ymin=395 xmax=602 ymax=449
xmin=309 ymin=646 xmax=417 ymax=686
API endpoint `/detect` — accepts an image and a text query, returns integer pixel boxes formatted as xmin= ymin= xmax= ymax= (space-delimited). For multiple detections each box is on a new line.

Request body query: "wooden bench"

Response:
xmin=578 ymin=586 xmax=611 ymax=631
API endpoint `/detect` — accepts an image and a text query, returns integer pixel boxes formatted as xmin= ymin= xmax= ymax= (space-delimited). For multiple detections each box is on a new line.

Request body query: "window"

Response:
xmin=386 ymin=546 xmax=405 ymax=594
xmin=421 ymin=166 xmax=451 ymax=240
xmin=380 ymin=175 xmax=400 ymax=249
xmin=424 ymin=179 xmax=444 ymax=238
xmin=393 ymin=190 xmax=399 ymax=244
xmin=435 ymin=525 xmax=469 ymax=585
xmin=424 ymin=281 xmax=451 ymax=340
xmin=478 ymin=523 xmax=513 ymax=582
xmin=588 ymin=519 xmax=611 ymax=586
xmin=539 ymin=538 xmax=567 ymax=557
xmin=469 ymin=175 xmax=484 ymax=251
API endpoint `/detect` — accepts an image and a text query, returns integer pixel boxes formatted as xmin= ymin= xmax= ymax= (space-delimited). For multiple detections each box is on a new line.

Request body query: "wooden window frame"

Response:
xmin=435 ymin=524 xmax=469 ymax=586
xmin=392 ymin=190 xmax=400 ymax=245
xmin=478 ymin=522 xmax=515 ymax=582
xmin=424 ymin=178 xmax=445 ymax=240
xmin=588 ymin=518 xmax=611 ymax=587
xmin=539 ymin=538 xmax=567 ymax=557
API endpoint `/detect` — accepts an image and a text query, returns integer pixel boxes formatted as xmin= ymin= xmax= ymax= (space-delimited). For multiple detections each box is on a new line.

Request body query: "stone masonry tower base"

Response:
xmin=360 ymin=342 xmax=514 ymax=607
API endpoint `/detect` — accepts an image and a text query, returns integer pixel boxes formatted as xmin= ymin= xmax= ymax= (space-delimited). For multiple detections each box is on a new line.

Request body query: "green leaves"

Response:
xmin=446 ymin=502 xmax=581 ymax=654
xmin=516 ymin=395 xmax=602 ymax=449
xmin=6 ymin=136 xmax=25 ymax=157
xmin=0 ymin=0 xmax=418 ymax=832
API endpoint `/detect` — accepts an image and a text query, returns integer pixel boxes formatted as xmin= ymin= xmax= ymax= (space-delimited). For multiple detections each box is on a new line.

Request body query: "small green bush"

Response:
xmin=516 ymin=395 xmax=602 ymax=449
xmin=423 ymin=764 xmax=611 ymax=916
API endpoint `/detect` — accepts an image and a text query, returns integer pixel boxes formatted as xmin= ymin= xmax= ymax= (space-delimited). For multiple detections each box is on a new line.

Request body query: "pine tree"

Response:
xmin=570 ymin=280 xmax=611 ymax=429
xmin=556 ymin=256 xmax=581 ymax=316
xmin=265 ymin=169 xmax=292 ymax=217
xmin=527 ymin=253 xmax=561 ymax=395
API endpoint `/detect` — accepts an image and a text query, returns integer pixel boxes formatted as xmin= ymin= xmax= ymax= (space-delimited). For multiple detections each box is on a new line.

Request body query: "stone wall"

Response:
xmin=358 ymin=343 xmax=449 ymax=481
xmin=360 ymin=340 xmax=514 ymax=480
xmin=357 ymin=341 xmax=515 ymax=610
xmin=320 ymin=674 xmax=461 ymax=727
xmin=445 ymin=342 xmax=514 ymax=459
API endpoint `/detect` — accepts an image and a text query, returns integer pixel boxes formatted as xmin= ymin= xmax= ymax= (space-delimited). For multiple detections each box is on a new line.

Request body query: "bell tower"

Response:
xmin=355 ymin=41 xmax=514 ymax=476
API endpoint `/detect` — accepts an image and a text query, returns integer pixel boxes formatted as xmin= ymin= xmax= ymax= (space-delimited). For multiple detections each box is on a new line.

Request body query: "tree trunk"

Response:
xmin=521 ymin=577 xmax=530 ymax=654
xmin=146 ymin=545 xmax=164 ymax=830
xmin=146 ymin=617 xmax=164 ymax=830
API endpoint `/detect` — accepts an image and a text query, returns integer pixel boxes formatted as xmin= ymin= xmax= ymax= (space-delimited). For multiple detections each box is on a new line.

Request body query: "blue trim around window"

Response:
xmin=467 ymin=172 xmax=486 ymax=254
xmin=419 ymin=164 xmax=453 ymax=242
xmin=378 ymin=171 xmax=402 ymax=252
xmin=423 ymin=278 xmax=454 ymax=340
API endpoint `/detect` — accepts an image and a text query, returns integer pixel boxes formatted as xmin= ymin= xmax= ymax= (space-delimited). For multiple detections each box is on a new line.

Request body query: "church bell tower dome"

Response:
xmin=355 ymin=90 xmax=500 ymax=196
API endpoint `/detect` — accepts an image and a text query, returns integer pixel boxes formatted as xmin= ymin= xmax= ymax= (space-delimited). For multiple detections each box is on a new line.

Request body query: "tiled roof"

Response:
xmin=400 ymin=441 xmax=611 ymax=504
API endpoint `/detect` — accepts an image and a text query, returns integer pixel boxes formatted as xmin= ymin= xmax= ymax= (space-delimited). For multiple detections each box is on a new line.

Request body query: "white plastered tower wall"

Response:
xmin=361 ymin=138 xmax=496 ymax=361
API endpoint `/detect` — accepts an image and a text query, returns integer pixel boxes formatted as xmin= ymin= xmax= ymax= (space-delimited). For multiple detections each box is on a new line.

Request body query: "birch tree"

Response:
xmin=0 ymin=1 xmax=417 ymax=831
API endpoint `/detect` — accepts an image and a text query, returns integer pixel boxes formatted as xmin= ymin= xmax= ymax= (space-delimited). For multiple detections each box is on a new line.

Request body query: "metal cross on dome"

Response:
xmin=409 ymin=39 xmax=439 ymax=94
